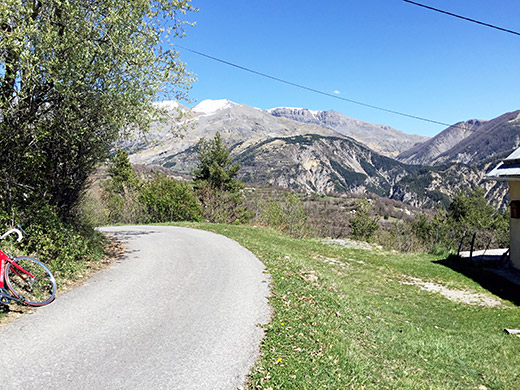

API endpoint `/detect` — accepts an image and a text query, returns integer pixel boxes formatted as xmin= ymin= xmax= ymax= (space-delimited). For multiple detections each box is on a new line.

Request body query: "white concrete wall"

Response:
xmin=510 ymin=182 xmax=520 ymax=270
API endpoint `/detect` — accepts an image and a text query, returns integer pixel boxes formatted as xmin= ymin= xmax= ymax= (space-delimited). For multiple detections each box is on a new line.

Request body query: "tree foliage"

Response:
xmin=448 ymin=188 xmax=496 ymax=229
xmin=447 ymin=187 xmax=509 ymax=251
xmin=192 ymin=132 xmax=251 ymax=223
xmin=349 ymin=199 xmax=379 ymax=241
xmin=139 ymin=175 xmax=202 ymax=223
xmin=193 ymin=132 xmax=243 ymax=192
xmin=107 ymin=149 xmax=139 ymax=195
xmin=0 ymin=0 xmax=196 ymax=217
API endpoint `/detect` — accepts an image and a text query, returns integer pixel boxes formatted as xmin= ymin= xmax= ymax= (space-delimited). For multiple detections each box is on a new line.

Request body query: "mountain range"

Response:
xmin=267 ymin=107 xmax=428 ymax=157
xmin=125 ymin=99 xmax=519 ymax=209
xmin=397 ymin=110 xmax=520 ymax=166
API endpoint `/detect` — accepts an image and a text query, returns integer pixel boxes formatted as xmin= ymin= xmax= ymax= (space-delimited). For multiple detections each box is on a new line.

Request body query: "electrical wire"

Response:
xmin=403 ymin=0 xmax=520 ymax=37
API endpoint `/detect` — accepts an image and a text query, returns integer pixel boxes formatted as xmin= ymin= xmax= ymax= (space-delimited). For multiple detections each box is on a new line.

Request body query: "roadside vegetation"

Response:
xmin=245 ymin=186 xmax=509 ymax=256
xmin=0 ymin=0 xmax=196 ymax=289
xmin=183 ymin=222 xmax=520 ymax=390
xmin=84 ymin=133 xmax=250 ymax=226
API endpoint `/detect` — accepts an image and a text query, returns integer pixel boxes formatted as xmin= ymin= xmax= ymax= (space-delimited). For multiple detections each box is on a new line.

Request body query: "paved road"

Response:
xmin=0 ymin=226 xmax=270 ymax=389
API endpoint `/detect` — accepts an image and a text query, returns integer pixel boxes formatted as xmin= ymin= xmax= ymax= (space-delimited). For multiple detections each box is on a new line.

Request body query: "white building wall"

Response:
xmin=509 ymin=182 xmax=520 ymax=270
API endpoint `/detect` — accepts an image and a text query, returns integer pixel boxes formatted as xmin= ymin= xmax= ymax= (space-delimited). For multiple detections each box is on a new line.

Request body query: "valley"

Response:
xmin=125 ymin=99 xmax=519 ymax=210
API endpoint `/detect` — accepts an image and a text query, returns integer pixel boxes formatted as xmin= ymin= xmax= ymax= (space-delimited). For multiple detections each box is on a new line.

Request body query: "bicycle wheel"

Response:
xmin=5 ymin=256 xmax=56 ymax=306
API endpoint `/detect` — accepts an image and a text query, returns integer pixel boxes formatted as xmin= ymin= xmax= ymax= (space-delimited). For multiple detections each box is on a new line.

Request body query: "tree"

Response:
xmin=349 ymin=199 xmax=379 ymax=241
xmin=448 ymin=187 xmax=495 ymax=229
xmin=192 ymin=132 xmax=251 ymax=223
xmin=447 ymin=187 xmax=509 ymax=250
xmin=107 ymin=149 xmax=139 ymax=195
xmin=0 ymin=0 xmax=196 ymax=217
xmin=193 ymin=132 xmax=243 ymax=192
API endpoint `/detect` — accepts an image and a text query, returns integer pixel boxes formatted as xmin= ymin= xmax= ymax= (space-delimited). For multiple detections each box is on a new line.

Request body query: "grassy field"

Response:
xmin=182 ymin=222 xmax=520 ymax=390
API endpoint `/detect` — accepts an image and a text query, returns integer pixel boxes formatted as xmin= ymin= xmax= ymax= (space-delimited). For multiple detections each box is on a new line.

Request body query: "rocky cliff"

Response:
xmin=268 ymin=107 xmax=429 ymax=157
xmin=235 ymin=134 xmax=508 ymax=209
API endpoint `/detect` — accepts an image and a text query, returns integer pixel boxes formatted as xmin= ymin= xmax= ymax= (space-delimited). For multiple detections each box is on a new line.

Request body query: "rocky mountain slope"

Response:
xmin=235 ymin=134 xmax=508 ymax=209
xmin=392 ymin=153 xmax=509 ymax=210
xmin=268 ymin=107 xmax=429 ymax=157
xmin=398 ymin=110 xmax=520 ymax=166
xmin=236 ymin=134 xmax=414 ymax=196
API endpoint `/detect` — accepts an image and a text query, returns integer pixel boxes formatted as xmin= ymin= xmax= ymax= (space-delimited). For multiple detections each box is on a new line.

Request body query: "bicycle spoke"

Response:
xmin=6 ymin=257 xmax=56 ymax=306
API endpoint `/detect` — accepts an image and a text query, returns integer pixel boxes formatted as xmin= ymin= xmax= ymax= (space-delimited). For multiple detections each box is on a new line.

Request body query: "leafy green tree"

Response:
xmin=107 ymin=149 xmax=139 ymax=195
xmin=448 ymin=187 xmax=494 ymax=229
xmin=193 ymin=132 xmax=243 ymax=192
xmin=192 ymin=132 xmax=251 ymax=223
xmin=349 ymin=199 xmax=379 ymax=241
xmin=101 ymin=148 xmax=143 ymax=224
xmin=0 ymin=0 xmax=196 ymax=217
xmin=447 ymin=187 xmax=509 ymax=250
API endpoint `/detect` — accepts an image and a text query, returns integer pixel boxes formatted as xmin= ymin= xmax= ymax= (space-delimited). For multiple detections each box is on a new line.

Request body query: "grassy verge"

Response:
xmin=180 ymin=222 xmax=520 ymax=390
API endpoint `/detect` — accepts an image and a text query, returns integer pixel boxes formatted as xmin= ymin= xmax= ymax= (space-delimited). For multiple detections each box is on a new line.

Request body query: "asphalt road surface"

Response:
xmin=0 ymin=226 xmax=271 ymax=389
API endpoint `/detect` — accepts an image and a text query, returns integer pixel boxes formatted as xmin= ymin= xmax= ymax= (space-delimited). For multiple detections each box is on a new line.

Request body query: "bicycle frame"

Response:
xmin=0 ymin=249 xmax=35 ymax=303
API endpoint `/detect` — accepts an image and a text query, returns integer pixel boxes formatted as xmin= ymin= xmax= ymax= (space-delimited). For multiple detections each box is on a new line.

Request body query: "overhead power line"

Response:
xmin=403 ymin=0 xmax=520 ymax=37
xmin=175 ymin=44 xmax=454 ymax=129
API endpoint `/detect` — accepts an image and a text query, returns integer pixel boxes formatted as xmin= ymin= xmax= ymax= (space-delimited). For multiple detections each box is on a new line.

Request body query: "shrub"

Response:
xmin=260 ymin=193 xmax=310 ymax=238
xmin=0 ymin=202 xmax=105 ymax=284
xmin=139 ymin=175 xmax=202 ymax=223
xmin=349 ymin=199 xmax=379 ymax=241
xmin=101 ymin=183 xmax=145 ymax=225
xmin=197 ymin=182 xmax=252 ymax=224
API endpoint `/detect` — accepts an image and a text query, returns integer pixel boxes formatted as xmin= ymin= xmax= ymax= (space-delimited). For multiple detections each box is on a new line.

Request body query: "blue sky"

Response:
xmin=172 ymin=0 xmax=520 ymax=137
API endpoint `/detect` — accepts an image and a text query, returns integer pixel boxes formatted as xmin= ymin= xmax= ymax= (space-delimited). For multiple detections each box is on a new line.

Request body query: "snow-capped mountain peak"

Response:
xmin=193 ymin=99 xmax=238 ymax=116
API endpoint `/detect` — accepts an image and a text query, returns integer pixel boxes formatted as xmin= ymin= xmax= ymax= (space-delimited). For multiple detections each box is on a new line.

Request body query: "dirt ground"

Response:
xmin=401 ymin=276 xmax=504 ymax=307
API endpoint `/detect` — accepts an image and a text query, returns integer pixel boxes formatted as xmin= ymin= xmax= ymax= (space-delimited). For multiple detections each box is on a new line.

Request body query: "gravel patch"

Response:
xmin=401 ymin=276 xmax=504 ymax=307
xmin=322 ymin=238 xmax=381 ymax=251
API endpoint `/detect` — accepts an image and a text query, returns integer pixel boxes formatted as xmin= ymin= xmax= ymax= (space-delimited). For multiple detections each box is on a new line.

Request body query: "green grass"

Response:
xmin=178 ymin=222 xmax=520 ymax=390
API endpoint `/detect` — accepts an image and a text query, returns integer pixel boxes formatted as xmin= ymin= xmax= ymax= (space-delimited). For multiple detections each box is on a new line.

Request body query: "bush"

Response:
xmin=349 ymin=199 xmax=379 ymax=241
xmin=197 ymin=182 xmax=252 ymax=224
xmin=101 ymin=182 xmax=145 ymax=225
xmin=260 ymin=193 xmax=310 ymax=238
xmin=0 ymin=202 xmax=105 ymax=285
xmin=139 ymin=175 xmax=202 ymax=223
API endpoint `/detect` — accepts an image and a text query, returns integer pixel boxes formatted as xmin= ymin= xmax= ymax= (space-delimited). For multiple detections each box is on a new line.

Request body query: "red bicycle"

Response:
xmin=0 ymin=227 xmax=56 ymax=306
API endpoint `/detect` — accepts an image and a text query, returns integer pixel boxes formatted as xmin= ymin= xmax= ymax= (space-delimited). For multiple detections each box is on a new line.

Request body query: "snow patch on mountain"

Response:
xmin=193 ymin=99 xmax=237 ymax=116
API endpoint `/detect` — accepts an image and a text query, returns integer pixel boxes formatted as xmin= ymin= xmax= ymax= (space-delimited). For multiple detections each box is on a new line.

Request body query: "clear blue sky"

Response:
xmin=172 ymin=0 xmax=520 ymax=137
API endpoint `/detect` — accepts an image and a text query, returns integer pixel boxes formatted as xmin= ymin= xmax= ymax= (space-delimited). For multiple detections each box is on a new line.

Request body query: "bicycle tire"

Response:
xmin=5 ymin=256 xmax=56 ymax=306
